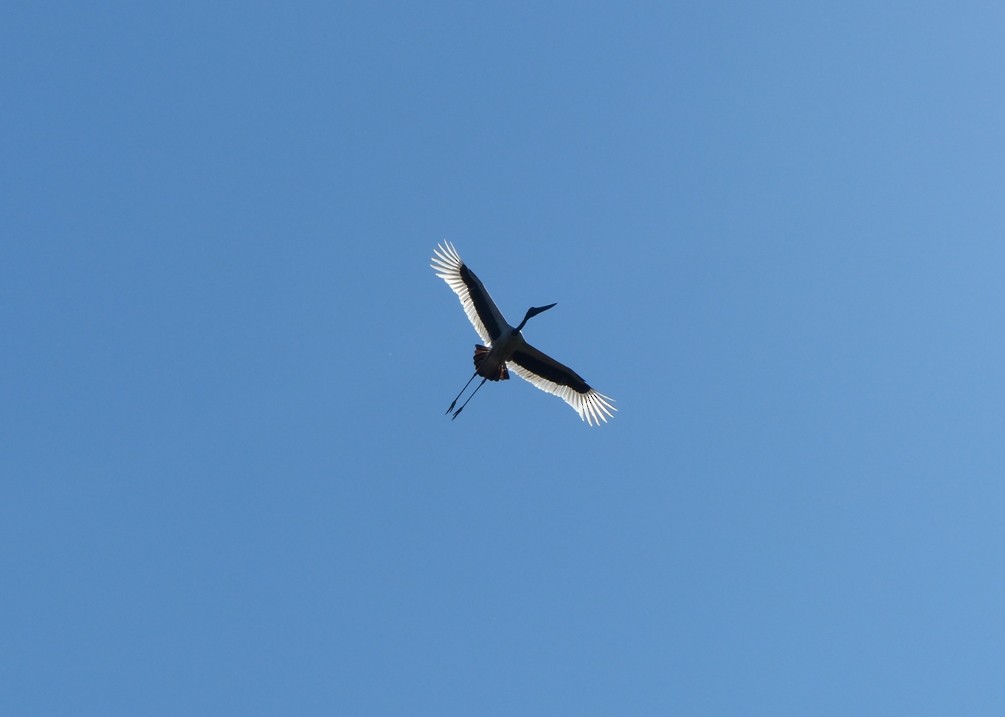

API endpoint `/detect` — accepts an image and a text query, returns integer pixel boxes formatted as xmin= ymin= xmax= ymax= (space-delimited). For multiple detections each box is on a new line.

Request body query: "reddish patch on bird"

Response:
xmin=473 ymin=344 xmax=509 ymax=381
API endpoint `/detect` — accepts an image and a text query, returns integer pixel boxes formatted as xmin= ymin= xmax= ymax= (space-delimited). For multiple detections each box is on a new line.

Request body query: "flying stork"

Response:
xmin=431 ymin=241 xmax=616 ymax=426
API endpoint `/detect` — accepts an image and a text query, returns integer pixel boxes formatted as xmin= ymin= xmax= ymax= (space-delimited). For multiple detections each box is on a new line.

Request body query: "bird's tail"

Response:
xmin=473 ymin=345 xmax=509 ymax=381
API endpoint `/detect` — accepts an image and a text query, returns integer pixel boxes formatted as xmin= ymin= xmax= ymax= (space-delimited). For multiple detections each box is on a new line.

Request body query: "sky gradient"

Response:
xmin=3 ymin=3 xmax=1004 ymax=715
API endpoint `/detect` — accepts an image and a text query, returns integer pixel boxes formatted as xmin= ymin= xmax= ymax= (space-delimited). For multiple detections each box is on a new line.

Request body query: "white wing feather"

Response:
xmin=431 ymin=241 xmax=508 ymax=344
xmin=508 ymin=343 xmax=617 ymax=427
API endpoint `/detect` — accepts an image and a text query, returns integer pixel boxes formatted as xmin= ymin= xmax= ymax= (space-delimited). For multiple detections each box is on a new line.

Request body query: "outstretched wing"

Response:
xmin=431 ymin=242 xmax=508 ymax=344
xmin=508 ymin=342 xmax=616 ymax=426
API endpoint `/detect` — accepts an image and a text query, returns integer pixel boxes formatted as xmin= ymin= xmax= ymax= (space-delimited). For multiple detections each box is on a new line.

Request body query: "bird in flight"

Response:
xmin=432 ymin=241 xmax=616 ymax=426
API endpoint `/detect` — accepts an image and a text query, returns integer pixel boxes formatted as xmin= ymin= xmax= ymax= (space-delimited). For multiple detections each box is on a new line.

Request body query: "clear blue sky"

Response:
xmin=3 ymin=3 xmax=1004 ymax=714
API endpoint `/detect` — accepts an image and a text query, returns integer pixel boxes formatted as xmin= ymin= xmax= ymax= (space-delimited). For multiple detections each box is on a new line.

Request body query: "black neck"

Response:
xmin=514 ymin=303 xmax=556 ymax=332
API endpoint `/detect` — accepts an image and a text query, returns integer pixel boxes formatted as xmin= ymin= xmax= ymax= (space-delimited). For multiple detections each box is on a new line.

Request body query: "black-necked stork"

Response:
xmin=432 ymin=241 xmax=616 ymax=426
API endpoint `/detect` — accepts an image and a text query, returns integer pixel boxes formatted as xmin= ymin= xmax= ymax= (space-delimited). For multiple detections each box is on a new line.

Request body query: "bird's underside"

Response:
xmin=432 ymin=241 xmax=616 ymax=426
xmin=474 ymin=344 xmax=509 ymax=381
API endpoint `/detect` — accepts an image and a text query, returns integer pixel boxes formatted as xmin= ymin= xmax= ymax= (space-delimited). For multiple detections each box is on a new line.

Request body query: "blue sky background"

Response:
xmin=3 ymin=2 xmax=1004 ymax=714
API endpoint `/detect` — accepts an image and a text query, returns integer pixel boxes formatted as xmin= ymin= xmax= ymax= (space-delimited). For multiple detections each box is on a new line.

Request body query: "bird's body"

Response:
xmin=473 ymin=340 xmax=513 ymax=381
xmin=431 ymin=242 xmax=616 ymax=426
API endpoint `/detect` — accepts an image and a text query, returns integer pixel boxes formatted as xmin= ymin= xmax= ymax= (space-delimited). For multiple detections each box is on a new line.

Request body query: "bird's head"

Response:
xmin=514 ymin=303 xmax=557 ymax=332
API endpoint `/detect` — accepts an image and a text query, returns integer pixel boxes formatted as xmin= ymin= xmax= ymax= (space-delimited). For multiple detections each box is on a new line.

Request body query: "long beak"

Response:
xmin=516 ymin=303 xmax=557 ymax=331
